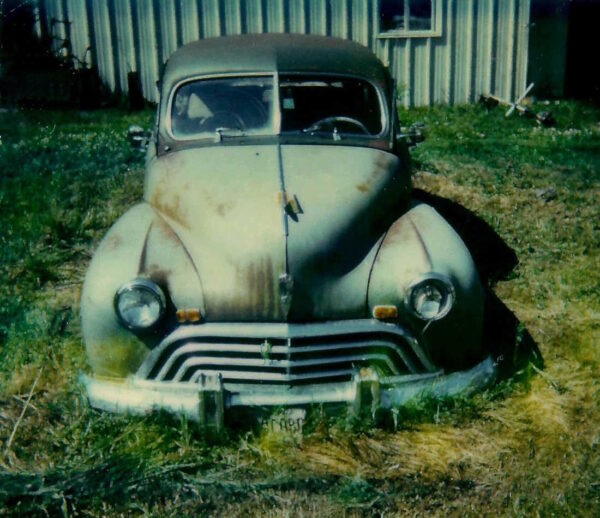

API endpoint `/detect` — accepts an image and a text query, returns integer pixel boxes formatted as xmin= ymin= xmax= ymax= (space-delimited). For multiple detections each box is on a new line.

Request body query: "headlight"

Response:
xmin=405 ymin=274 xmax=455 ymax=321
xmin=114 ymin=279 xmax=166 ymax=331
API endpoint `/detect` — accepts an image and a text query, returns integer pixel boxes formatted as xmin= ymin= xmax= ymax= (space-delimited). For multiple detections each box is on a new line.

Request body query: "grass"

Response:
xmin=0 ymin=101 xmax=599 ymax=516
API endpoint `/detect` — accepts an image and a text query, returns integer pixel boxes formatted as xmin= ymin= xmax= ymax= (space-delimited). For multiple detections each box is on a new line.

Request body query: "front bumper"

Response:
xmin=81 ymin=355 xmax=497 ymax=430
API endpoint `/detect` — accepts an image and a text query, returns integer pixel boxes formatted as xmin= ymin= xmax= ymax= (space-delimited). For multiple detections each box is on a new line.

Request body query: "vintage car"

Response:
xmin=80 ymin=34 xmax=496 ymax=429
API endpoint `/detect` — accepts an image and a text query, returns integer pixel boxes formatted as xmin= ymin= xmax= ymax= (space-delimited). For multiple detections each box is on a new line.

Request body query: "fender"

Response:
xmin=81 ymin=203 xmax=204 ymax=377
xmin=368 ymin=202 xmax=485 ymax=370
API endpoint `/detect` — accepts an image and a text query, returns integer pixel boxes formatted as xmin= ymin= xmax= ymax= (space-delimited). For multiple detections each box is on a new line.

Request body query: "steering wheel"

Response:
xmin=199 ymin=111 xmax=245 ymax=132
xmin=303 ymin=116 xmax=370 ymax=135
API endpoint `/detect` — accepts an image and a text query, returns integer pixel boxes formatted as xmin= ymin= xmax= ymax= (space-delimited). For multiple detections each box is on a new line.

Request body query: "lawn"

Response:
xmin=0 ymin=101 xmax=598 ymax=516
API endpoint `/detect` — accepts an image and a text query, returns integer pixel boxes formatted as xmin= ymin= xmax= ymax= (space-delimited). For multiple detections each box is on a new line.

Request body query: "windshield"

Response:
xmin=169 ymin=74 xmax=384 ymax=140
xmin=170 ymin=76 xmax=276 ymax=139
xmin=279 ymin=75 xmax=383 ymax=136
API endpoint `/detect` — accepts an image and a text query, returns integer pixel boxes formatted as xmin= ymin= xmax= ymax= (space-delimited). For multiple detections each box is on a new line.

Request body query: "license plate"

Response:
xmin=268 ymin=407 xmax=306 ymax=433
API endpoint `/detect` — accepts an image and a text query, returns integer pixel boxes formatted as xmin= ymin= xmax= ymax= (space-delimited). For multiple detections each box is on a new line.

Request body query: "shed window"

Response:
xmin=379 ymin=0 xmax=436 ymax=36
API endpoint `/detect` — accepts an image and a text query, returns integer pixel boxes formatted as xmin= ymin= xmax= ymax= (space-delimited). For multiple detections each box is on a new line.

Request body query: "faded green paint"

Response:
xmin=368 ymin=202 xmax=484 ymax=369
xmin=81 ymin=34 xmax=486 ymax=409
xmin=141 ymin=143 xmax=412 ymax=322
xmin=144 ymin=145 xmax=284 ymax=321
xmin=86 ymin=334 xmax=150 ymax=378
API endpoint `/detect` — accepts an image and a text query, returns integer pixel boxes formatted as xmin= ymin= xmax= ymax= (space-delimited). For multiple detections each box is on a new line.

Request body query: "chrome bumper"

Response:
xmin=81 ymin=355 xmax=497 ymax=430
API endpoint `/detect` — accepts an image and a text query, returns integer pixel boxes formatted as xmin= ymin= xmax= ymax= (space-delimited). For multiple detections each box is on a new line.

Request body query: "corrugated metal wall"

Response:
xmin=35 ymin=0 xmax=530 ymax=106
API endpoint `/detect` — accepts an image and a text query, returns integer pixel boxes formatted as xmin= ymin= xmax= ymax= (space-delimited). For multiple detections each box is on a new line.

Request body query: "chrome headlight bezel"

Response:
xmin=114 ymin=278 xmax=166 ymax=331
xmin=404 ymin=273 xmax=455 ymax=321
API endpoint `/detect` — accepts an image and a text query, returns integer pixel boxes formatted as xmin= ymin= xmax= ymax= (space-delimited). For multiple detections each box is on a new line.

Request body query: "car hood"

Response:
xmin=144 ymin=144 xmax=409 ymax=321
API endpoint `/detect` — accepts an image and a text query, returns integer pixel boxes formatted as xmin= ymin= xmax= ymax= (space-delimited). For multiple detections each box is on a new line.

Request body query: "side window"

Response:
xmin=379 ymin=0 xmax=438 ymax=37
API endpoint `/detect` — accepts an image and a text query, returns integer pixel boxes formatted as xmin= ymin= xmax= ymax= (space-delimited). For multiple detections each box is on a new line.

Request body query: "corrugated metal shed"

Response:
xmin=34 ymin=0 xmax=531 ymax=106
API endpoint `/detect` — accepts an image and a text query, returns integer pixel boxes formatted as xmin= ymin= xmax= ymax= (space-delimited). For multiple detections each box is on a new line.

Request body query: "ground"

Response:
xmin=0 ymin=101 xmax=598 ymax=516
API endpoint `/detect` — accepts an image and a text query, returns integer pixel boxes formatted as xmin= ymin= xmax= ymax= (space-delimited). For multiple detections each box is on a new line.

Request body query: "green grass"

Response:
xmin=0 ymin=101 xmax=599 ymax=516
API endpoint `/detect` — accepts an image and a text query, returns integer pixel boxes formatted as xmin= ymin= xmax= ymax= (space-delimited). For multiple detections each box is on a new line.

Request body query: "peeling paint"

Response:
xmin=356 ymin=154 xmax=396 ymax=193
xmin=207 ymin=256 xmax=278 ymax=320
xmin=103 ymin=234 xmax=123 ymax=251
xmin=151 ymin=191 xmax=190 ymax=230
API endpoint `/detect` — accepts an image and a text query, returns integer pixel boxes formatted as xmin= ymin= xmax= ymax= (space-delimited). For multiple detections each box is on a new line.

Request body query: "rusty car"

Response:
xmin=80 ymin=34 xmax=496 ymax=429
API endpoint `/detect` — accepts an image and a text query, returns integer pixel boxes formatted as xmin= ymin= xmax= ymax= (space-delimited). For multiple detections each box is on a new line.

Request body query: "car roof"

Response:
xmin=160 ymin=34 xmax=390 ymax=97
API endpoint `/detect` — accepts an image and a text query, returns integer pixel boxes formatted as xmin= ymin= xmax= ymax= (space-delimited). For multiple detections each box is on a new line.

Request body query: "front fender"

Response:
xmin=81 ymin=203 xmax=204 ymax=378
xmin=368 ymin=202 xmax=484 ymax=370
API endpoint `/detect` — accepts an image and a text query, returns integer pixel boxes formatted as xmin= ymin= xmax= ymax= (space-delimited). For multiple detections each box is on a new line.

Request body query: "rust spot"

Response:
xmin=103 ymin=234 xmax=123 ymax=251
xmin=208 ymin=256 xmax=278 ymax=320
xmin=208 ymin=195 xmax=235 ymax=218
xmin=246 ymin=262 xmax=256 ymax=315
xmin=151 ymin=192 xmax=190 ymax=229
xmin=245 ymin=256 xmax=277 ymax=318
xmin=377 ymin=215 xmax=432 ymax=271
xmin=356 ymin=154 xmax=396 ymax=193
xmin=160 ymin=151 xmax=184 ymax=175
xmin=154 ymin=217 xmax=180 ymax=244
xmin=374 ymin=152 xmax=394 ymax=172
xmin=148 ymin=169 xmax=190 ymax=228
xmin=380 ymin=218 xmax=411 ymax=248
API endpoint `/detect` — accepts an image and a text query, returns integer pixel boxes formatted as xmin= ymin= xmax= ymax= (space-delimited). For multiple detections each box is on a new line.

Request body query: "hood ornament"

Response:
xmin=279 ymin=273 xmax=294 ymax=318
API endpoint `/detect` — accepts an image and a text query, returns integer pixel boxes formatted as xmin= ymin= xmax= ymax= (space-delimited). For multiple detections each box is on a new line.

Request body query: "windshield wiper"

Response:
xmin=300 ymin=126 xmax=342 ymax=141
xmin=301 ymin=117 xmax=369 ymax=141
xmin=214 ymin=127 xmax=245 ymax=143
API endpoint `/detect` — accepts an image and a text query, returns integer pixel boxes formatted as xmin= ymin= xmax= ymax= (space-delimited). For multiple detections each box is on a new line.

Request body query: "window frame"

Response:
xmin=277 ymin=72 xmax=388 ymax=139
xmin=164 ymin=72 xmax=389 ymax=143
xmin=377 ymin=0 xmax=442 ymax=39
xmin=165 ymin=72 xmax=279 ymax=142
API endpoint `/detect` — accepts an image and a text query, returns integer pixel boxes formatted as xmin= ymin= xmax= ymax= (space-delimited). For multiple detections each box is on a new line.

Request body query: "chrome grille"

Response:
xmin=136 ymin=321 xmax=435 ymax=386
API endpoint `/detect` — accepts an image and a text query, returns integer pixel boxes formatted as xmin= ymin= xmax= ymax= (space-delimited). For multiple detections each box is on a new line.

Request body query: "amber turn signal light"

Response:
xmin=372 ymin=305 xmax=398 ymax=320
xmin=186 ymin=308 xmax=201 ymax=322
xmin=176 ymin=308 xmax=201 ymax=323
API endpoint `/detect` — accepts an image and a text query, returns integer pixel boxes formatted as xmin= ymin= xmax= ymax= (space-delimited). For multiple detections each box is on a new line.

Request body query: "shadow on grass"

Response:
xmin=223 ymin=189 xmax=543 ymax=432
xmin=0 ymin=452 xmax=478 ymax=516
xmin=413 ymin=188 xmax=543 ymax=379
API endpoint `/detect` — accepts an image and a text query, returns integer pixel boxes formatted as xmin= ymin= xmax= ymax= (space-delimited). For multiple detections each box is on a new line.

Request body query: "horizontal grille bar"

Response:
xmin=188 ymin=368 xmax=355 ymax=383
xmin=150 ymin=339 xmax=420 ymax=381
xmin=136 ymin=321 xmax=435 ymax=387
xmin=168 ymin=352 xmax=401 ymax=382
